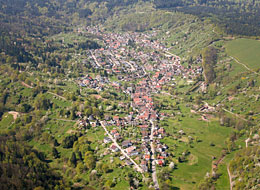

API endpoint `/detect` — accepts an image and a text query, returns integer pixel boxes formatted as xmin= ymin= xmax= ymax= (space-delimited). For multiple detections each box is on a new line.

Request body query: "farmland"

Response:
xmin=225 ymin=38 xmax=260 ymax=70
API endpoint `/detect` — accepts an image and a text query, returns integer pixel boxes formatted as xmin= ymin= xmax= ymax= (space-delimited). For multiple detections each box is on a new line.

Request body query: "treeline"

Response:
xmin=0 ymin=31 xmax=36 ymax=64
xmin=229 ymin=146 xmax=260 ymax=189
xmin=2 ymin=0 xmax=260 ymax=36
xmin=153 ymin=0 xmax=260 ymax=36
xmin=202 ymin=47 xmax=217 ymax=84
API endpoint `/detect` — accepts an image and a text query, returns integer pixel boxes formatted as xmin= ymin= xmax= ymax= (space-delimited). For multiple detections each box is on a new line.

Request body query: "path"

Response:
xmin=245 ymin=138 xmax=251 ymax=148
xmin=222 ymin=108 xmax=248 ymax=122
xmin=202 ymin=101 xmax=248 ymax=122
xmin=21 ymin=82 xmax=33 ymax=88
xmin=165 ymin=51 xmax=180 ymax=60
xmin=125 ymin=60 xmax=136 ymax=72
xmin=100 ymin=121 xmax=144 ymax=173
xmin=47 ymin=91 xmax=66 ymax=101
xmin=150 ymin=120 xmax=159 ymax=189
xmin=21 ymin=81 xmax=67 ymax=101
xmin=230 ymin=56 xmax=259 ymax=76
xmin=8 ymin=111 xmax=20 ymax=120
xmin=54 ymin=118 xmax=76 ymax=122
xmin=227 ymin=164 xmax=233 ymax=190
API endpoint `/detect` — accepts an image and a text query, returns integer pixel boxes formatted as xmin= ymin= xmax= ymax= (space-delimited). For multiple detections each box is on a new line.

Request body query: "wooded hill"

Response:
xmin=1 ymin=0 xmax=260 ymax=36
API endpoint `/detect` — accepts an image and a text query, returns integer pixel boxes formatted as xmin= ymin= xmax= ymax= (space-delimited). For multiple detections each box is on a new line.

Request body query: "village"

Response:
xmin=75 ymin=26 xmax=204 ymax=188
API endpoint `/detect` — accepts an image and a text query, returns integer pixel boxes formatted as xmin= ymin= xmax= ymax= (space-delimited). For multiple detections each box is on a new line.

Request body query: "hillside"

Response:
xmin=1 ymin=0 xmax=260 ymax=36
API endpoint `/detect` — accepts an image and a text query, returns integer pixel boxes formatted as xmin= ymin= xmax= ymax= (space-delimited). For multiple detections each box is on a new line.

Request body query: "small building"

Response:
xmin=104 ymin=137 xmax=112 ymax=144
xmin=110 ymin=144 xmax=119 ymax=152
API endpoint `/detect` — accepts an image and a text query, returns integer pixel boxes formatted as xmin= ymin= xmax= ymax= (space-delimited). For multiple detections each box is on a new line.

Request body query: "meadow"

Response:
xmin=225 ymin=38 xmax=260 ymax=70
xmin=154 ymin=93 xmax=234 ymax=189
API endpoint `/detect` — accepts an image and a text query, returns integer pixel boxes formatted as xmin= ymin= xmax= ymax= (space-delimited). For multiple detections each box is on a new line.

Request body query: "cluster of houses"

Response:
xmin=77 ymin=26 xmax=203 ymax=95
xmin=82 ymin=26 xmax=201 ymax=82
xmin=74 ymin=26 xmax=205 ymax=173
xmin=77 ymin=74 xmax=109 ymax=91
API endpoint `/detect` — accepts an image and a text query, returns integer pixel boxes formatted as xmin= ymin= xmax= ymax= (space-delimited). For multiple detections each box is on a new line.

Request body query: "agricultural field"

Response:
xmin=225 ymin=38 xmax=260 ymax=70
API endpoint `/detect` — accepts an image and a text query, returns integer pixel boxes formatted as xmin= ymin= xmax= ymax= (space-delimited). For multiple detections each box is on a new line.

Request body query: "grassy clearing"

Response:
xmin=0 ymin=113 xmax=14 ymax=130
xmin=164 ymin=116 xmax=232 ymax=190
xmin=50 ymin=33 xmax=87 ymax=45
xmin=225 ymin=38 xmax=260 ymax=70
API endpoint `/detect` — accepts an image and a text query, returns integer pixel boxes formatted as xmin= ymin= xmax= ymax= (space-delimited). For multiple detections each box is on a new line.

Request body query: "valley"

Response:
xmin=0 ymin=1 xmax=260 ymax=190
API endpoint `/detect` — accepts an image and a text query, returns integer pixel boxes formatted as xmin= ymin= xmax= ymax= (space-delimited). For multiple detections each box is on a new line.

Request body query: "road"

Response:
xmin=125 ymin=60 xmax=136 ymax=72
xmin=91 ymin=51 xmax=101 ymax=67
xmin=150 ymin=120 xmax=159 ymax=189
xmin=100 ymin=121 xmax=144 ymax=173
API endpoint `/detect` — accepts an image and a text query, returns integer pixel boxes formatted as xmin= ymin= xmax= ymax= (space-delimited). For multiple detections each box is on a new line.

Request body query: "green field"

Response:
xmin=163 ymin=117 xmax=232 ymax=190
xmin=0 ymin=113 xmax=14 ymax=130
xmin=225 ymin=38 xmax=260 ymax=70
xmin=153 ymin=93 xmax=234 ymax=190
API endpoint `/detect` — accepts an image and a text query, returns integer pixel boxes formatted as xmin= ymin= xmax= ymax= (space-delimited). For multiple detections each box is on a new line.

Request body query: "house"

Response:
xmin=111 ymin=129 xmax=118 ymax=135
xmin=141 ymin=131 xmax=149 ymax=138
xmin=113 ymin=116 xmax=120 ymax=121
xmin=104 ymin=137 xmax=112 ymax=144
xmin=122 ymin=140 xmax=132 ymax=148
xmin=158 ymin=128 xmax=165 ymax=134
xmin=144 ymin=154 xmax=150 ymax=161
xmin=141 ymin=160 xmax=148 ymax=172
xmin=104 ymin=115 xmax=111 ymax=121
xmin=156 ymin=159 xmax=165 ymax=166
xmin=161 ymin=152 xmax=168 ymax=158
xmin=125 ymin=160 xmax=133 ymax=166
xmin=114 ymin=133 xmax=121 ymax=140
xmin=126 ymin=146 xmax=136 ymax=153
xmin=110 ymin=144 xmax=119 ymax=152
xmin=129 ymin=151 xmax=139 ymax=157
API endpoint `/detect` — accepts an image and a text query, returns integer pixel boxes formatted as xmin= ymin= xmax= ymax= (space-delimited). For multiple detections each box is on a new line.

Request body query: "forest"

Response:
xmin=1 ymin=0 xmax=260 ymax=36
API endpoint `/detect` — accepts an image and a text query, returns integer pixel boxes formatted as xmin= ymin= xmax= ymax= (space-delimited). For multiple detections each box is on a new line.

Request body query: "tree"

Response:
xmin=77 ymin=151 xmax=83 ymax=161
xmin=52 ymin=147 xmax=60 ymax=159
xmin=84 ymin=151 xmax=95 ymax=169
xmin=53 ymin=139 xmax=59 ymax=147
xmin=0 ymin=103 xmax=4 ymax=118
xmin=69 ymin=152 xmax=77 ymax=167
xmin=202 ymin=47 xmax=217 ymax=84
xmin=34 ymin=94 xmax=51 ymax=110
xmin=102 ymin=163 xmax=109 ymax=173
xmin=61 ymin=135 xmax=78 ymax=148
xmin=76 ymin=162 xmax=85 ymax=175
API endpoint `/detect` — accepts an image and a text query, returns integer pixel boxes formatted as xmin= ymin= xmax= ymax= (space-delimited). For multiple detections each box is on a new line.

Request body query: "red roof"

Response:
xmin=145 ymin=155 xmax=150 ymax=159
